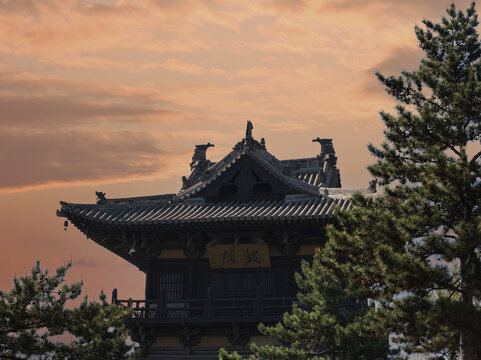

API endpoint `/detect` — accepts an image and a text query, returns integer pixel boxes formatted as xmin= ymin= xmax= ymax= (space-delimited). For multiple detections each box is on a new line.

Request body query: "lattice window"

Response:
xmin=159 ymin=272 xmax=184 ymax=300
xmin=209 ymin=270 xmax=283 ymax=298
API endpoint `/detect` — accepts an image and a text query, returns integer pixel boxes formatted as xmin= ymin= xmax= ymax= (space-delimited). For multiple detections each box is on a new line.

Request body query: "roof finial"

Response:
xmin=312 ymin=137 xmax=334 ymax=154
xmin=246 ymin=120 xmax=253 ymax=139
xmin=260 ymin=137 xmax=266 ymax=149
xmin=95 ymin=191 xmax=107 ymax=205
xmin=193 ymin=143 xmax=214 ymax=161
xmin=190 ymin=143 xmax=214 ymax=170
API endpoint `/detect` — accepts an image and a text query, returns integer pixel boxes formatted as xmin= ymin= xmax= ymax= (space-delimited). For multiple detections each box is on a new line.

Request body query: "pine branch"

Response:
xmin=468 ymin=149 xmax=481 ymax=167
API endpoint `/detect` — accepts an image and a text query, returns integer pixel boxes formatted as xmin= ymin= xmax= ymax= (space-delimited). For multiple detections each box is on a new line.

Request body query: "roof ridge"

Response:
xmin=60 ymin=193 xmax=177 ymax=208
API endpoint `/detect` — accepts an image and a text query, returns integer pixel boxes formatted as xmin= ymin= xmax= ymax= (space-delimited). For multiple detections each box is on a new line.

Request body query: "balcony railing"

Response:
xmin=113 ymin=289 xmax=297 ymax=323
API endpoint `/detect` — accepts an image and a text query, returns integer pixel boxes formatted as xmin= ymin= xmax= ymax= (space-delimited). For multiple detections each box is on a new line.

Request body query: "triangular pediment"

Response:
xmin=178 ymin=144 xmax=319 ymax=201
xmin=201 ymin=155 xmax=303 ymax=201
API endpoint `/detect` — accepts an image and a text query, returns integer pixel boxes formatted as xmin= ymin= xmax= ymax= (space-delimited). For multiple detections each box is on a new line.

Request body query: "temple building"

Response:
xmin=57 ymin=122 xmax=373 ymax=359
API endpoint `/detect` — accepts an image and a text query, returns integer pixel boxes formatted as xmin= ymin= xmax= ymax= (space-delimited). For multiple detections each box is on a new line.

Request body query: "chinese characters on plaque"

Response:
xmin=206 ymin=244 xmax=271 ymax=269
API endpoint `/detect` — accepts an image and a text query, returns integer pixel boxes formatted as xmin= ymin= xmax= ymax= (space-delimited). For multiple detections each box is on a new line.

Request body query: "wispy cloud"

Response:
xmin=359 ymin=46 xmax=423 ymax=96
xmin=0 ymin=95 xmax=164 ymax=125
xmin=0 ymin=129 xmax=166 ymax=191
xmin=0 ymin=71 xmax=186 ymax=128
xmin=74 ymin=258 xmax=100 ymax=268
xmin=142 ymin=59 xmax=226 ymax=75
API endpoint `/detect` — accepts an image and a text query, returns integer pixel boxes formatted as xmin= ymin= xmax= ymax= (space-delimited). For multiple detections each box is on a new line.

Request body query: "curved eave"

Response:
xmin=58 ymin=213 xmax=143 ymax=268
xmin=57 ymin=196 xmax=351 ymax=230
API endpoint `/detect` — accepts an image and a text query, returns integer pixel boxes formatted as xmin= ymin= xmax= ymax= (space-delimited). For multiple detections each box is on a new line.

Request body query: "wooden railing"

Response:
xmin=113 ymin=288 xmax=297 ymax=323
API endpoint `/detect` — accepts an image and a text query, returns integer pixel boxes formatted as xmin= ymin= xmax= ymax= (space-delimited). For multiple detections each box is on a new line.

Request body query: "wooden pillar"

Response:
xmin=145 ymin=258 xmax=154 ymax=300
xmin=188 ymin=260 xmax=195 ymax=298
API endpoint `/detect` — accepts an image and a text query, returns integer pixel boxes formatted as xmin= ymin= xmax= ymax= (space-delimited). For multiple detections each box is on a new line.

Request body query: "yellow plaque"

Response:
xmin=206 ymin=244 xmax=271 ymax=269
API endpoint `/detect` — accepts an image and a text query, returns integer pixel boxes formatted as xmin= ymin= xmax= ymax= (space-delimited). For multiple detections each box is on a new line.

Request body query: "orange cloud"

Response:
xmin=0 ymin=70 xmax=188 ymax=128
xmin=320 ymin=0 xmax=473 ymax=17
xmin=0 ymin=129 xmax=165 ymax=190
xmin=142 ymin=59 xmax=225 ymax=75
xmin=359 ymin=46 xmax=423 ymax=97
xmin=0 ymin=95 xmax=166 ymax=125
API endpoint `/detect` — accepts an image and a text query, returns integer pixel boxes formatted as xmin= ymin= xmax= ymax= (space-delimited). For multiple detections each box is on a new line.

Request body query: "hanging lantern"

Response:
xmin=64 ymin=220 xmax=68 ymax=231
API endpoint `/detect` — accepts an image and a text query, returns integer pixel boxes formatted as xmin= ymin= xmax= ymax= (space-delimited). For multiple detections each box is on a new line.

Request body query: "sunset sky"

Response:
xmin=0 ymin=0 xmax=474 ymax=301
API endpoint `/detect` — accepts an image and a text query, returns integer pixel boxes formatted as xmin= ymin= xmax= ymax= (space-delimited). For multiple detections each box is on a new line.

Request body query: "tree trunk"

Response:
xmin=460 ymin=258 xmax=475 ymax=360
xmin=460 ymin=330 xmax=475 ymax=360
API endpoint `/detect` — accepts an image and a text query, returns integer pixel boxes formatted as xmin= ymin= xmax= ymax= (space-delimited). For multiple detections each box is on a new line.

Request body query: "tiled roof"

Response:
xmin=58 ymin=127 xmax=358 ymax=229
xmin=282 ymin=155 xmax=341 ymax=189
xmin=58 ymin=193 xmax=357 ymax=227
xmin=292 ymin=168 xmax=340 ymax=188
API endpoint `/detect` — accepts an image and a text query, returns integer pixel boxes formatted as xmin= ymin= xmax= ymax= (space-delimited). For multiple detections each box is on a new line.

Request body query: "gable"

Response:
xmin=177 ymin=123 xmax=326 ymax=201
xmin=195 ymin=155 xmax=306 ymax=201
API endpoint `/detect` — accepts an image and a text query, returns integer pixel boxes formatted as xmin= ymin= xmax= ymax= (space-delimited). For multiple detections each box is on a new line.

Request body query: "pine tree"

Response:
xmin=0 ymin=261 xmax=137 ymax=359
xmin=323 ymin=2 xmax=481 ymax=359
